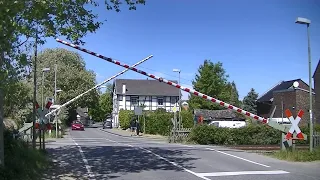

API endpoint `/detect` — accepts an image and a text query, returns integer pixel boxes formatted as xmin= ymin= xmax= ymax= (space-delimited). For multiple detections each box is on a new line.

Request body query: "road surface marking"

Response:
xmin=72 ymin=139 xmax=95 ymax=179
xmin=105 ymin=137 xmax=210 ymax=180
xmin=205 ymin=147 xmax=270 ymax=167
xmin=196 ymin=170 xmax=289 ymax=177
xmin=138 ymin=146 xmax=211 ymax=180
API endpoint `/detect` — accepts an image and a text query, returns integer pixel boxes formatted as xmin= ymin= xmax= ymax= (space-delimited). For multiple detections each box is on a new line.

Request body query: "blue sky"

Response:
xmin=39 ymin=0 xmax=320 ymax=100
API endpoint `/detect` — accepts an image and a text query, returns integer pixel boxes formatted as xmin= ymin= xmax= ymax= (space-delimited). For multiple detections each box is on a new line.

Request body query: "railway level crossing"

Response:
xmin=54 ymin=38 xmax=307 ymax=148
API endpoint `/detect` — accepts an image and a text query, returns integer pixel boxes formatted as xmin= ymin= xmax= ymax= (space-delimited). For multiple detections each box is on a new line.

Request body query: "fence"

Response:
xmin=169 ymin=128 xmax=192 ymax=143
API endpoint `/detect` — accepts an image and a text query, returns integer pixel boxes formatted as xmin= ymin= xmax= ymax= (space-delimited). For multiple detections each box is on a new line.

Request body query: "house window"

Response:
xmin=131 ymin=96 xmax=138 ymax=106
xmin=118 ymin=95 xmax=123 ymax=101
xmin=171 ymin=97 xmax=176 ymax=104
xmin=158 ymin=97 xmax=164 ymax=106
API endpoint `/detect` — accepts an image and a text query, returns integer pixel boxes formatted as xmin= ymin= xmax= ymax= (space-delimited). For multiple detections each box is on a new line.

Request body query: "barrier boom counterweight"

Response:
xmin=55 ymin=38 xmax=302 ymax=136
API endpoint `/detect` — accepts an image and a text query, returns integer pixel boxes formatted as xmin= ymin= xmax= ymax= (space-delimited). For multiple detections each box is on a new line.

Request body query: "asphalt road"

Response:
xmin=43 ymin=127 xmax=320 ymax=180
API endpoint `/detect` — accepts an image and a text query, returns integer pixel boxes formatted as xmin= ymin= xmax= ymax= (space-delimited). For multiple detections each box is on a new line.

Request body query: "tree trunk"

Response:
xmin=0 ymin=52 xmax=5 ymax=166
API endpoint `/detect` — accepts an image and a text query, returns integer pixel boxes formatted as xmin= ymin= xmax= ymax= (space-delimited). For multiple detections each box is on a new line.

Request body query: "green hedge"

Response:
xmin=189 ymin=124 xmax=281 ymax=145
xmin=119 ymin=110 xmax=134 ymax=129
xmin=141 ymin=109 xmax=173 ymax=136
xmin=296 ymin=125 xmax=320 ymax=145
xmin=188 ymin=124 xmax=320 ymax=146
xmin=180 ymin=110 xmax=194 ymax=128
xmin=119 ymin=108 xmax=194 ymax=136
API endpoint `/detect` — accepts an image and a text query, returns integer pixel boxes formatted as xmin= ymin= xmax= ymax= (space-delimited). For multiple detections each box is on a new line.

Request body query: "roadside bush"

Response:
xmin=295 ymin=124 xmax=320 ymax=145
xmin=180 ymin=110 xmax=194 ymax=128
xmin=119 ymin=110 xmax=134 ymax=129
xmin=0 ymin=129 xmax=48 ymax=180
xmin=142 ymin=109 xmax=173 ymax=136
xmin=189 ymin=124 xmax=281 ymax=145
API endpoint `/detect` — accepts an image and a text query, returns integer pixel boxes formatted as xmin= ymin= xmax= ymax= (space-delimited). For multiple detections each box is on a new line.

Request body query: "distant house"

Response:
xmin=193 ymin=109 xmax=246 ymax=128
xmin=112 ymin=79 xmax=180 ymax=128
xmin=313 ymin=60 xmax=320 ymax=124
xmin=76 ymin=107 xmax=90 ymax=126
xmin=256 ymin=79 xmax=315 ymax=126
xmin=181 ymin=100 xmax=189 ymax=110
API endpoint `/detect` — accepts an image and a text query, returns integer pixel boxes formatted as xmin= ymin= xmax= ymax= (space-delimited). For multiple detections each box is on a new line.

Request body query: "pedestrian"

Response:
xmin=130 ymin=117 xmax=136 ymax=136
xmin=136 ymin=120 xmax=140 ymax=136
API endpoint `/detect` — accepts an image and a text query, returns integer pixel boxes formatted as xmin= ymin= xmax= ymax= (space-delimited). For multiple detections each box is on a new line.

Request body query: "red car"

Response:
xmin=71 ymin=120 xmax=84 ymax=131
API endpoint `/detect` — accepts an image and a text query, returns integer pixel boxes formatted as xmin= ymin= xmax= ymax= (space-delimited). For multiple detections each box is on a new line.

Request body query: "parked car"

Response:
xmin=71 ymin=120 xmax=85 ymax=131
xmin=103 ymin=119 xmax=112 ymax=129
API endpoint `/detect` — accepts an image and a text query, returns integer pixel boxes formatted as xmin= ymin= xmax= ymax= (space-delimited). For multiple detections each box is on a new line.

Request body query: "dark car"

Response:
xmin=71 ymin=120 xmax=84 ymax=131
xmin=103 ymin=119 xmax=112 ymax=129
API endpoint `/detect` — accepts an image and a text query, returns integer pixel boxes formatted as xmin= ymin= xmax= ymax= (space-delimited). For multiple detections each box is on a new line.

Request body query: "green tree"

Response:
xmin=0 ymin=0 xmax=146 ymax=163
xmin=226 ymin=81 xmax=241 ymax=107
xmin=188 ymin=60 xmax=233 ymax=110
xmin=242 ymin=88 xmax=259 ymax=114
xmin=89 ymin=83 xmax=113 ymax=121
xmin=28 ymin=48 xmax=99 ymax=124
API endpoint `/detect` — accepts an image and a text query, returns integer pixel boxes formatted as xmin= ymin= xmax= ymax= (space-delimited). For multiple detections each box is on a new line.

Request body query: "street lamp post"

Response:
xmin=41 ymin=67 xmax=50 ymax=149
xmin=42 ymin=67 xmax=50 ymax=109
xmin=295 ymin=17 xmax=313 ymax=152
xmin=173 ymin=69 xmax=181 ymax=129
xmin=55 ymin=89 xmax=62 ymax=138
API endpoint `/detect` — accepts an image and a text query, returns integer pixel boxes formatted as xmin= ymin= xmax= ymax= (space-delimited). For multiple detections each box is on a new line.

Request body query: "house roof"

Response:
xmin=313 ymin=60 xmax=320 ymax=78
xmin=194 ymin=109 xmax=239 ymax=119
xmin=114 ymin=79 xmax=180 ymax=96
xmin=76 ymin=107 xmax=88 ymax=117
xmin=257 ymin=79 xmax=309 ymax=102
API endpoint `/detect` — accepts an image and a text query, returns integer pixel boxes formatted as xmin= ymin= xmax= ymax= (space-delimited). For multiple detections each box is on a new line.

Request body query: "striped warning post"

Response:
xmin=55 ymin=38 xmax=270 ymax=124
xmin=285 ymin=109 xmax=304 ymax=140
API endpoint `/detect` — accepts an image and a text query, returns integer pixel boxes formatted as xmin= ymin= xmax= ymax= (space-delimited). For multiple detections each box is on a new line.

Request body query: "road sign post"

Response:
xmin=34 ymin=99 xmax=53 ymax=150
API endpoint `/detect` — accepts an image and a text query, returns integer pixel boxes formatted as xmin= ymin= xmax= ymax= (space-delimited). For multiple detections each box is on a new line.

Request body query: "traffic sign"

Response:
xmin=34 ymin=98 xmax=53 ymax=125
xmin=285 ymin=109 xmax=304 ymax=140
xmin=172 ymin=106 xmax=177 ymax=112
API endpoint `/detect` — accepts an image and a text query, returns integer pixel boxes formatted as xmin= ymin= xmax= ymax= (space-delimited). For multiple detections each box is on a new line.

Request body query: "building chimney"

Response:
xmin=122 ymin=84 xmax=126 ymax=94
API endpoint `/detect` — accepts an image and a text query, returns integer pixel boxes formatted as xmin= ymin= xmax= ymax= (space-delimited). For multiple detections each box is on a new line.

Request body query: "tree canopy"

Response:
xmin=188 ymin=60 xmax=240 ymax=110
xmin=242 ymin=88 xmax=259 ymax=114
xmin=1 ymin=0 xmax=146 ymax=118
xmin=89 ymin=83 xmax=113 ymax=121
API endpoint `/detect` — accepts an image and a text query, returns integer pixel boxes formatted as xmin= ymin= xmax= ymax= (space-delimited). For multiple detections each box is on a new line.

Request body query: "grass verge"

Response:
xmin=45 ymin=129 xmax=64 ymax=139
xmin=0 ymin=130 xmax=49 ymax=180
xmin=268 ymin=147 xmax=320 ymax=162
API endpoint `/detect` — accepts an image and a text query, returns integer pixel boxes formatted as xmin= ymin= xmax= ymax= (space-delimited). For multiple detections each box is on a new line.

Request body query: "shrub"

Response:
xmin=141 ymin=109 xmax=173 ymax=136
xmin=119 ymin=110 xmax=134 ymax=129
xmin=180 ymin=110 xmax=194 ymax=128
xmin=0 ymin=129 xmax=49 ymax=180
xmin=188 ymin=124 xmax=281 ymax=145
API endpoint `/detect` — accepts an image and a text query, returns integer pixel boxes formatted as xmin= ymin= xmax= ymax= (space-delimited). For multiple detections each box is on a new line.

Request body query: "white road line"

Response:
xmin=105 ymin=137 xmax=210 ymax=180
xmin=205 ymin=147 xmax=270 ymax=168
xmin=196 ymin=170 xmax=289 ymax=177
xmin=104 ymin=130 xmax=275 ymax=174
xmin=138 ymin=146 xmax=211 ymax=180
xmin=72 ymin=139 xmax=95 ymax=179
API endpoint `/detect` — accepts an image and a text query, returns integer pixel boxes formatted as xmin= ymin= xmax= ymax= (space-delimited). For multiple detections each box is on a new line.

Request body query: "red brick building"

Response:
xmin=256 ymin=79 xmax=315 ymax=126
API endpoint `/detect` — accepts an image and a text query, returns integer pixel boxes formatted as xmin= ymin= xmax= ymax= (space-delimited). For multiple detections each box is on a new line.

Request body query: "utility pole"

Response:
xmin=54 ymin=63 xmax=58 ymax=138
xmin=32 ymin=32 xmax=38 ymax=149
xmin=295 ymin=17 xmax=313 ymax=151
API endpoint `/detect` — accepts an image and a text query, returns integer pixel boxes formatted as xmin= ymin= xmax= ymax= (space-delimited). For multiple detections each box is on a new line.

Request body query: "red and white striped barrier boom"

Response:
xmin=56 ymin=38 xmax=295 ymax=133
